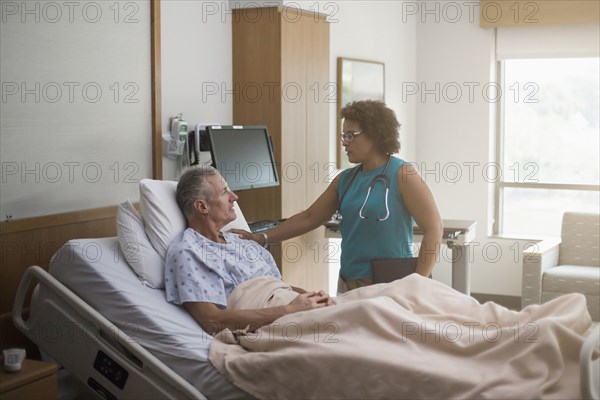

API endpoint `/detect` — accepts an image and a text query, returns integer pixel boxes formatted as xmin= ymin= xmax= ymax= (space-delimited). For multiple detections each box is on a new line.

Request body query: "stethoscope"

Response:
xmin=331 ymin=156 xmax=391 ymax=223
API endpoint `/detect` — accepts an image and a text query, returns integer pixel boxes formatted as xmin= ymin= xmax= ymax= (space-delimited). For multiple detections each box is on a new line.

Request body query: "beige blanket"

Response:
xmin=208 ymin=274 xmax=593 ymax=399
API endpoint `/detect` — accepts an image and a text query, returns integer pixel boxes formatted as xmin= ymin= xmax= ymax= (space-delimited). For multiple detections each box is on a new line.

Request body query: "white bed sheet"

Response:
xmin=46 ymin=237 xmax=249 ymax=400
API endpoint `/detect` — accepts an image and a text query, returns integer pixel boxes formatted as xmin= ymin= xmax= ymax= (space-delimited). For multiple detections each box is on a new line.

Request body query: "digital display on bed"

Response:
xmin=207 ymin=125 xmax=280 ymax=191
xmin=93 ymin=350 xmax=129 ymax=390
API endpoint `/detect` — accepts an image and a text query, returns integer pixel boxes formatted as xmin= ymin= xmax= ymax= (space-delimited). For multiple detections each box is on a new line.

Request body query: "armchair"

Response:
xmin=522 ymin=212 xmax=600 ymax=321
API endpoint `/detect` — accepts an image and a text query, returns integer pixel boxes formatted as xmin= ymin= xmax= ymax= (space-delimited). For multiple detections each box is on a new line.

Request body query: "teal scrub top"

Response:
xmin=337 ymin=157 xmax=414 ymax=280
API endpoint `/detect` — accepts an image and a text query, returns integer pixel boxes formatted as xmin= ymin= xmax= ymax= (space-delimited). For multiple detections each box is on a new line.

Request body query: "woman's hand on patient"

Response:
xmin=229 ymin=229 xmax=264 ymax=245
xmin=288 ymin=290 xmax=334 ymax=312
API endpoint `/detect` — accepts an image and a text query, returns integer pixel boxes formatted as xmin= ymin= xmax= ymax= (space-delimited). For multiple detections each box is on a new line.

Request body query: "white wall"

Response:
xmin=416 ymin=4 xmax=527 ymax=296
xmin=0 ymin=1 xmax=152 ymax=218
xmin=326 ymin=1 xmax=417 ymax=292
xmin=161 ymin=0 xmax=233 ymax=180
xmin=328 ymin=1 xmax=417 ymax=162
xmin=1 ymin=0 xmax=527 ymax=295
xmin=161 ymin=1 xmax=527 ymax=297
xmin=160 ymin=1 xmax=418 ymax=293
xmin=161 ymin=0 xmax=417 ymax=180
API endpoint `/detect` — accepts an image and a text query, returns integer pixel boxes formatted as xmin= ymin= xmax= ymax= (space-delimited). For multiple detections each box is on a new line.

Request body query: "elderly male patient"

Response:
xmin=165 ymin=166 xmax=333 ymax=335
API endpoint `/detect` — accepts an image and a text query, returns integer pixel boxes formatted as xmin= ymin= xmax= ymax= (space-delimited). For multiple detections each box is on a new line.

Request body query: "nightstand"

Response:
xmin=0 ymin=359 xmax=58 ymax=400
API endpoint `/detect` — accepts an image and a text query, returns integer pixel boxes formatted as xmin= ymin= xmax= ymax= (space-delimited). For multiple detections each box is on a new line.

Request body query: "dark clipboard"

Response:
xmin=371 ymin=257 xmax=419 ymax=284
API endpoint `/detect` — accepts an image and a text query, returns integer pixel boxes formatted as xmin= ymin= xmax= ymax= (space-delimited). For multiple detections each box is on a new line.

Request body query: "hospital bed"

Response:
xmin=12 ymin=238 xmax=600 ymax=399
xmin=13 ymin=237 xmax=248 ymax=399
xmin=11 ymin=178 xmax=600 ymax=399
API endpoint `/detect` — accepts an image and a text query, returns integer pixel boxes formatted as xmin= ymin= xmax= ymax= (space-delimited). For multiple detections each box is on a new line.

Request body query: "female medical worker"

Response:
xmin=232 ymin=100 xmax=443 ymax=293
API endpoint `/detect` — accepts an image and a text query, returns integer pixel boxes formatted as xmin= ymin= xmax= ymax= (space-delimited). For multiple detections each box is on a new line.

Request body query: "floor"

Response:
xmin=471 ymin=293 xmax=522 ymax=311
xmin=56 ymin=369 xmax=95 ymax=400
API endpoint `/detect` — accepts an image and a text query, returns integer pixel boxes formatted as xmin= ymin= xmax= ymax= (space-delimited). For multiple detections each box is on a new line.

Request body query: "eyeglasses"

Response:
xmin=341 ymin=131 xmax=363 ymax=143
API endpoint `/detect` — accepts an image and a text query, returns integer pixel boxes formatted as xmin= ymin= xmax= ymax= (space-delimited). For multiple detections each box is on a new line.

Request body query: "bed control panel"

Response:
xmin=93 ymin=350 xmax=129 ymax=390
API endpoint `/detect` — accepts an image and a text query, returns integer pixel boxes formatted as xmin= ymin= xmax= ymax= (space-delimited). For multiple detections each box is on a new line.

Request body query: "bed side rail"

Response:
xmin=13 ymin=266 xmax=206 ymax=400
xmin=581 ymin=325 xmax=600 ymax=400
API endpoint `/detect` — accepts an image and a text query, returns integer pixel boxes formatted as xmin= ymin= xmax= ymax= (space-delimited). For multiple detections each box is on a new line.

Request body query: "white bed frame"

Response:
xmin=13 ymin=265 xmax=600 ymax=400
xmin=13 ymin=266 xmax=207 ymax=400
xmin=582 ymin=324 xmax=600 ymax=400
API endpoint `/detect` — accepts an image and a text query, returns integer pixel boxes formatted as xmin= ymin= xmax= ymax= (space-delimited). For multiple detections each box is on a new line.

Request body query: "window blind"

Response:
xmin=480 ymin=0 xmax=600 ymax=28
xmin=496 ymin=23 xmax=599 ymax=59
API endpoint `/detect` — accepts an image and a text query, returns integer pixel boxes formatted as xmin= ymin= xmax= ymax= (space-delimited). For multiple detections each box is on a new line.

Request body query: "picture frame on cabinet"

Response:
xmin=336 ymin=57 xmax=385 ymax=170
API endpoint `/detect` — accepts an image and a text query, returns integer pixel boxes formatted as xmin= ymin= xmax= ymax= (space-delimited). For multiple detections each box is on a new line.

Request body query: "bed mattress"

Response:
xmin=45 ymin=237 xmax=247 ymax=399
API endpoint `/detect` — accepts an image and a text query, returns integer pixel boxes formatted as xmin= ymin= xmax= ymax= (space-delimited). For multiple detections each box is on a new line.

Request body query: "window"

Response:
xmin=495 ymin=57 xmax=600 ymax=237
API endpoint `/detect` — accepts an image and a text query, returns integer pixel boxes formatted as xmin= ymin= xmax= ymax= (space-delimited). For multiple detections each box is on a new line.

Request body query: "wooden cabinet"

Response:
xmin=232 ymin=6 xmax=330 ymax=290
xmin=0 ymin=359 xmax=58 ymax=400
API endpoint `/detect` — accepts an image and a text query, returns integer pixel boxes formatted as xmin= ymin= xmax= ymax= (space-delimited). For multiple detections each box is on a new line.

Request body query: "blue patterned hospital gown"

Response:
xmin=165 ymin=228 xmax=281 ymax=308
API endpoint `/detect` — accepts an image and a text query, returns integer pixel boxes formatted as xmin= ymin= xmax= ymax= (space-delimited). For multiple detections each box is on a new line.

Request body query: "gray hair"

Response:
xmin=176 ymin=166 xmax=218 ymax=219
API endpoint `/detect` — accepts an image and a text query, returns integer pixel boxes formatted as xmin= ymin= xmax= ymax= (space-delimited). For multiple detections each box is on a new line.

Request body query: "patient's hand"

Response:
xmin=318 ymin=290 xmax=336 ymax=307
xmin=288 ymin=291 xmax=334 ymax=312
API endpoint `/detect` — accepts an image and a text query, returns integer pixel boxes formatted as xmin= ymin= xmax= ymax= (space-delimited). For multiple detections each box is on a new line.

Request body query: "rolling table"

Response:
xmin=324 ymin=219 xmax=477 ymax=295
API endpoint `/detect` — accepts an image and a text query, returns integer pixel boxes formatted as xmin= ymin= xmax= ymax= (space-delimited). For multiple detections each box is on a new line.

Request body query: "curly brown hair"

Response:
xmin=340 ymin=100 xmax=400 ymax=154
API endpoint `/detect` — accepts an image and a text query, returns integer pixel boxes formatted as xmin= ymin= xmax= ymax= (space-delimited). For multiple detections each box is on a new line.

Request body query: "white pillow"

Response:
xmin=138 ymin=178 xmax=251 ymax=261
xmin=139 ymin=179 xmax=185 ymax=261
xmin=116 ymin=200 xmax=165 ymax=288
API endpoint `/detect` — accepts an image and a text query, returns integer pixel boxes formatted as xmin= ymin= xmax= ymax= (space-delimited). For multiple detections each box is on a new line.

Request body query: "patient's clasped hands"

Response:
xmin=287 ymin=290 xmax=335 ymax=313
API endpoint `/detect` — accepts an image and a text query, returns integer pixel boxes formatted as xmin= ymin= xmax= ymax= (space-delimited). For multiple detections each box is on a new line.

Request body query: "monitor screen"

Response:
xmin=207 ymin=125 xmax=279 ymax=191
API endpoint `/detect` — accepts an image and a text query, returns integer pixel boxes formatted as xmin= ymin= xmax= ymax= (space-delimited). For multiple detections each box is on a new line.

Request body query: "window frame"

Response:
xmin=493 ymin=59 xmax=600 ymax=237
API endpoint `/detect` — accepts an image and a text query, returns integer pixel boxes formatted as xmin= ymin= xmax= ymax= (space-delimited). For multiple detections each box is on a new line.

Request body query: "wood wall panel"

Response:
xmin=0 ymin=207 xmax=118 ymax=353
xmin=232 ymin=7 xmax=282 ymax=225
xmin=232 ymin=7 xmax=330 ymax=286
xmin=304 ymin=13 xmax=331 ymax=291
xmin=151 ymin=0 xmax=163 ymax=180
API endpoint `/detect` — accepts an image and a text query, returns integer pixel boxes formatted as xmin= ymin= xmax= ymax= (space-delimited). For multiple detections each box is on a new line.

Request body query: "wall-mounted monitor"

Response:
xmin=207 ymin=125 xmax=279 ymax=191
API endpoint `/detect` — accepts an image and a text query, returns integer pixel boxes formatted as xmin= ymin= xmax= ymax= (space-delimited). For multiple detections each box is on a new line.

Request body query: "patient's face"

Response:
xmin=206 ymin=174 xmax=238 ymax=227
